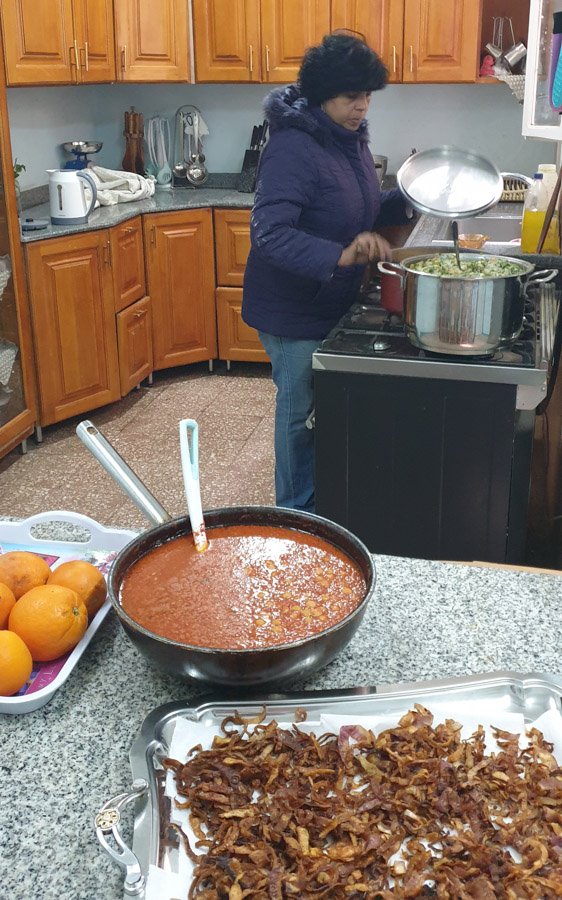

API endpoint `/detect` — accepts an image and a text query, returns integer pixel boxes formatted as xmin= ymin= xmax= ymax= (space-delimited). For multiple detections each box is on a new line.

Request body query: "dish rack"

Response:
xmin=494 ymin=72 xmax=526 ymax=104
xmin=501 ymin=175 xmax=528 ymax=202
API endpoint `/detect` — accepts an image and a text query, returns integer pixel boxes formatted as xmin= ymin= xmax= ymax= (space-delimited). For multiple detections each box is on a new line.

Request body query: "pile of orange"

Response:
xmin=0 ymin=550 xmax=107 ymax=697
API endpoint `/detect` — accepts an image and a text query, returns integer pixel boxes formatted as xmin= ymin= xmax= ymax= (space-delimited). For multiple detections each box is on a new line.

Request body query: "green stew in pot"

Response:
xmin=408 ymin=254 xmax=524 ymax=278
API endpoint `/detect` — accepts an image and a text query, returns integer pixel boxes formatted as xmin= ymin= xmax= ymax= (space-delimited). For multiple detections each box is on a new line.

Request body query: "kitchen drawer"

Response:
xmin=110 ymin=216 xmax=146 ymax=313
xmin=116 ymin=295 xmax=153 ymax=395
xmin=214 ymin=208 xmax=251 ymax=287
xmin=216 ymin=287 xmax=269 ymax=362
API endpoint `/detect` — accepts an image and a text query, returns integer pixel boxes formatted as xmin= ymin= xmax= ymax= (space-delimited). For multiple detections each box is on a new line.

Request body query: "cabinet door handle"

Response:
xmin=392 ymin=44 xmax=396 ymax=73
xmin=249 ymin=43 xmax=253 ymax=74
xmin=134 ymin=311 xmax=144 ymax=319
xmin=124 ymin=226 xmax=137 ymax=234
xmin=150 ymin=225 xmax=156 ymax=246
xmin=83 ymin=42 xmax=89 ymax=72
xmin=409 ymin=45 xmax=413 ymax=73
xmin=104 ymin=239 xmax=112 ymax=267
xmin=69 ymin=44 xmax=79 ymax=82
xmin=121 ymin=45 xmax=127 ymax=72
xmin=265 ymin=44 xmax=270 ymax=73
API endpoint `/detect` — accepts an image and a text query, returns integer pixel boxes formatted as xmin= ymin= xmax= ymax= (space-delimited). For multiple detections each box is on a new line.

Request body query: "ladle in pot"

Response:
xmin=179 ymin=419 xmax=208 ymax=551
xmin=451 ymin=220 xmax=463 ymax=270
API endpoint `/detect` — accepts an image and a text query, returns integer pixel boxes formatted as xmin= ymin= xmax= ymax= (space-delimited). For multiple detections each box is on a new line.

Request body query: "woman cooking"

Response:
xmin=242 ymin=31 xmax=412 ymax=513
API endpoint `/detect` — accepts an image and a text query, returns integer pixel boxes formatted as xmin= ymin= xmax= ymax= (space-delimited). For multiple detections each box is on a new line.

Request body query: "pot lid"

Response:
xmin=397 ymin=146 xmax=504 ymax=218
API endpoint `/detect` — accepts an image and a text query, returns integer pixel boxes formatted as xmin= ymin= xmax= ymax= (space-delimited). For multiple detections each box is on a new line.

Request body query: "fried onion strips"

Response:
xmin=164 ymin=705 xmax=562 ymax=899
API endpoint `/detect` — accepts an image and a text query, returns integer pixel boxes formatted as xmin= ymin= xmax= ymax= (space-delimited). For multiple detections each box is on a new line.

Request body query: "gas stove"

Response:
xmin=313 ymin=281 xmax=559 ymax=410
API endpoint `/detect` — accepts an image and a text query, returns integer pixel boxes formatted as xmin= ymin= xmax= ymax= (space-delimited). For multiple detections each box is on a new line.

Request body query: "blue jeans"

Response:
xmin=259 ymin=332 xmax=318 ymax=513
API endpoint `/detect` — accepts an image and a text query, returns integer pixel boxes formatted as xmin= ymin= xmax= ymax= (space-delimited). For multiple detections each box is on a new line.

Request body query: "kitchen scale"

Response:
xmin=61 ymin=141 xmax=103 ymax=170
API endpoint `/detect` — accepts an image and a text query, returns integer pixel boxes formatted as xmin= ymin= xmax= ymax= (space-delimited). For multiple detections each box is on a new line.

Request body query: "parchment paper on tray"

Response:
xmin=146 ymin=705 xmax=562 ymax=900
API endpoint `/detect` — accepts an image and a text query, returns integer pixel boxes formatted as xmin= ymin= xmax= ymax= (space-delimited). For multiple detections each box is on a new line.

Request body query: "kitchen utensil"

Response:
xmin=378 ymin=254 xmax=557 ymax=356
xmin=258 ymin=119 xmax=269 ymax=148
xmin=250 ymin=124 xmax=259 ymax=150
xmin=75 ymin=420 xmax=375 ymax=687
xmin=179 ymin=418 xmax=207 ymax=552
xmin=186 ymin=111 xmax=208 ymax=186
xmin=451 ymin=220 xmax=463 ymax=269
xmin=372 ymin=154 xmax=388 ymax=184
xmin=485 ymin=42 xmax=503 ymax=60
xmin=397 ymin=146 xmax=506 ymax=218
xmin=46 ymin=169 xmax=97 ymax=225
xmin=62 ymin=141 xmax=103 ymax=170
xmin=172 ymin=111 xmax=187 ymax=178
xmin=503 ymin=41 xmax=527 ymax=70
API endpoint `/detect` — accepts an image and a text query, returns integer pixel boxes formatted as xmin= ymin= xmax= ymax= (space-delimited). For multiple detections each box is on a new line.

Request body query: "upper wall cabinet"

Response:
xmin=114 ymin=0 xmax=190 ymax=82
xmin=193 ymin=0 xmax=330 ymax=83
xmin=331 ymin=0 xmax=481 ymax=83
xmin=1 ymin=0 xmax=115 ymax=85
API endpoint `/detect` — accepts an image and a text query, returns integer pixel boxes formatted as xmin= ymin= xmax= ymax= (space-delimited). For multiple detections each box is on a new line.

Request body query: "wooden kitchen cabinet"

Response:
xmin=0 ymin=0 xmax=115 ymax=85
xmin=25 ymin=231 xmax=120 ymax=425
xmin=216 ymin=287 xmax=269 ymax=362
xmin=143 ymin=209 xmax=217 ymax=370
xmin=109 ymin=216 xmax=146 ymax=313
xmin=331 ymin=0 xmax=482 ymax=83
xmin=114 ymin=0 xmax=190 ymax=82
xmin=116 ymin=294 xmax=153 ymax=394
xmin=193 ymin=0 xmax=328 ymax=83
xmin=214 ymin=208 xmax=252 ymax=287
xmin=213 ymin=209 xmax=268 ymax=363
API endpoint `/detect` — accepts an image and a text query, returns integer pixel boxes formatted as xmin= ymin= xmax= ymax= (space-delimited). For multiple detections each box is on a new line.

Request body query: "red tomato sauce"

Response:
xmin=119 ymin=525 xmax=367 ymax=649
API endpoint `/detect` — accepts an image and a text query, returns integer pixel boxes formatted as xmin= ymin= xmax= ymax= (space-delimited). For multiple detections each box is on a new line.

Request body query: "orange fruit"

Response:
xmin=9 ymin=584 xmax=88 ymax=662
xmin=0 ymin=551 xmax=51 ymax=599
xmin=47 ymin=560 xmax=107 ymax=618
xmin=0 ymin=582 xmax=16 ymax=629
xmin=0 ymin=630 xmax=33 ymax=696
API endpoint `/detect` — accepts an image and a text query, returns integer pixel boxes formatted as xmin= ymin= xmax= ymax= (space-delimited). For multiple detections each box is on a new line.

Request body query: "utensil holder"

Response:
xmin=237 ymin=148 xmax=261 ymax=193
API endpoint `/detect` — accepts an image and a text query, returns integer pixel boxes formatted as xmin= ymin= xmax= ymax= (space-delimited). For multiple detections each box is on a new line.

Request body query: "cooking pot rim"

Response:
xmin=107 ymin=506 xmax=375 ymax=657
xmin=397 ymin=252 xmax=534 ymax=279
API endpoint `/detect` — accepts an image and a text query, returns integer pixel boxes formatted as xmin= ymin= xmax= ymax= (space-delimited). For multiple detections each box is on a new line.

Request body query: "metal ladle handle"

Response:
xmin=76 ymin=420 xmax=171 ymax=527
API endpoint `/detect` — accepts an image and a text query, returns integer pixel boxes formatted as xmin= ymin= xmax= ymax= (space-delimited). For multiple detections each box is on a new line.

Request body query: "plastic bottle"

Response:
xmin=520 ymin=172 xmax=560 ymax=253
xmin=537 ymin=163 xmax=558 ymax=202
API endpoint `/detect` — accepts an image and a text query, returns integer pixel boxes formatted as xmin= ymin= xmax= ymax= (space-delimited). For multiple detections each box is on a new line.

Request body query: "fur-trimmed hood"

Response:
xmin=263 ymin=84 xmax=369 ymax=145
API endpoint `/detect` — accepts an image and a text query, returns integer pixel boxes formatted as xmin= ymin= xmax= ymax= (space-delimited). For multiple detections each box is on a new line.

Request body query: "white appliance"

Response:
xmin=46 ymin=169 xmax=97 ymax=225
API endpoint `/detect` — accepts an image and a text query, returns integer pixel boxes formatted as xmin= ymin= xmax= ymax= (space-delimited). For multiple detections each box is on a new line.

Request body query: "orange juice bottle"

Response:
xmin=520 ymin=173 xmax=560 ymax=253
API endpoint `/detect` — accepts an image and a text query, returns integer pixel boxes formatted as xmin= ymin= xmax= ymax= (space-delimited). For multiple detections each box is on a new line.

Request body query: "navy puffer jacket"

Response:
xmin=242 ymin=84 xmax=409 ymax=340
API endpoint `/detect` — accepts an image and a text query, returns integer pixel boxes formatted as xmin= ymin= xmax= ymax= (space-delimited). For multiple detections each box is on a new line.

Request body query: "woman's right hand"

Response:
xmin=338 ymin=232 xmax=392 ymax=266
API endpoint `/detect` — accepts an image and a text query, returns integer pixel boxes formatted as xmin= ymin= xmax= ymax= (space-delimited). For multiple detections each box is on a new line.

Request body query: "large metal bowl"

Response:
xmin=108 ymin=506 xmax=375 ymax=687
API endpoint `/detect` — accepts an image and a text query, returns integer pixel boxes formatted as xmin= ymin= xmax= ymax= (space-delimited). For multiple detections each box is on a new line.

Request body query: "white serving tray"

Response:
xmin=0 ymin=511 xmax=136 ymax=714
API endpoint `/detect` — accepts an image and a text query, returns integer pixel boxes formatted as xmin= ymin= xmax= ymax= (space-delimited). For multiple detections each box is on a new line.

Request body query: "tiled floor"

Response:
xmin=0 ymin=361 xmax=276 ymax=530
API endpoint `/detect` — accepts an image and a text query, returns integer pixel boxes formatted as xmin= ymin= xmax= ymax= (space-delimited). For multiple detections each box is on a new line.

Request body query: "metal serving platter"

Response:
xmin=97 ymin=671 xmax=562 ymax=899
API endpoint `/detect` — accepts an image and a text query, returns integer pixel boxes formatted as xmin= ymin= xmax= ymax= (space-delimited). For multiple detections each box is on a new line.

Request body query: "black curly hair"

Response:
xmin=298 ymin=33 xmax=388 ymax=107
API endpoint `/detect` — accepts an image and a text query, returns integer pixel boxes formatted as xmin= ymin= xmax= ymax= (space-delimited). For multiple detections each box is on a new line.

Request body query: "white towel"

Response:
xmin=88 ymin=165 xmax=156 ymax=207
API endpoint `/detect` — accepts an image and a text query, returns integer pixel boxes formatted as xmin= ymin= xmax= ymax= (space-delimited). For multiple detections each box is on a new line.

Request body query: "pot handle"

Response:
xmin=378 ymin=261 xmax=405 ymax=283
xmin=527 ymin=268 xmax=558 ymax=284
xmin=76 ymin=420 xmax=171 ymax=527
xmin=95 ymin=779 xmax=148 ymax=896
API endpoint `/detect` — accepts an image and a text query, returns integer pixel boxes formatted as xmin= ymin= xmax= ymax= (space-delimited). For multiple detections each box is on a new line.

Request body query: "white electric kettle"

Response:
xmin=46 ymin=169 xmax=97 ymax=225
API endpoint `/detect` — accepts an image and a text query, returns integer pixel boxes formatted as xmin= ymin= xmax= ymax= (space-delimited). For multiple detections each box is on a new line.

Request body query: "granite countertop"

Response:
xmin=406 ymin=203 xmax=562 ymax=268
xmin=1 ymin=523 xmax=561 ymax=899
xmin=20 ymin=185 xmax=254 ymax=243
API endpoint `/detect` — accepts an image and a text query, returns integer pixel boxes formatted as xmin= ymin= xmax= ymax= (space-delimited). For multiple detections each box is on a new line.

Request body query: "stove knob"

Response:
xmin=373 ymin=338 xmax=391 ymax=352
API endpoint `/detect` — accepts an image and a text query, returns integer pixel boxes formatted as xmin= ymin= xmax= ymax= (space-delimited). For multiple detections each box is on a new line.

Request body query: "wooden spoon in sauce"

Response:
xmin=179 ymin=419 xmax=208 ymax=552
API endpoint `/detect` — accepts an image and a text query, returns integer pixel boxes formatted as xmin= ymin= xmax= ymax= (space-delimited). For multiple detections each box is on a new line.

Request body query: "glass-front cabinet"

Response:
xmin=0 ymin=44 xmax=36 ymax=460
xmin=523 ymin=0 xmax=562 ymax=138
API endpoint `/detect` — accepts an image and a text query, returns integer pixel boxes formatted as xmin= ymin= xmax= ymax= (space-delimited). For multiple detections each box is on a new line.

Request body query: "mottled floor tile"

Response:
xmin=0 ymin=367 xmax=276 ymax=524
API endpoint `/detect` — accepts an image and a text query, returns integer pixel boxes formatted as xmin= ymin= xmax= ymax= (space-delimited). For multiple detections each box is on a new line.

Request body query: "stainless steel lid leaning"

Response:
xmin=397 ymin=146 xmax=504 ymax=219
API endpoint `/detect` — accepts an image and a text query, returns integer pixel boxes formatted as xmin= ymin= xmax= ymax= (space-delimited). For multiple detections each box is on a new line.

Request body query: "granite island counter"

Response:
xmin=1 ymin=536 xmax=561 ymax=900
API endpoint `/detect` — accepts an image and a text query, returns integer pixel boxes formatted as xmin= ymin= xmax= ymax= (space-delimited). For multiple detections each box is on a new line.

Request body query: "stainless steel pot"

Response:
xmin=76 ymin=421 xmax=375 ymax=687
xmin=378 ymin=253 xmax=557 ymax=356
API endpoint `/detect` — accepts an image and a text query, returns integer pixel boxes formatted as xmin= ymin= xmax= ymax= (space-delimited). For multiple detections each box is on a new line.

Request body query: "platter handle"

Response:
xmin=95 ymin=778 xmax=148 ymax=896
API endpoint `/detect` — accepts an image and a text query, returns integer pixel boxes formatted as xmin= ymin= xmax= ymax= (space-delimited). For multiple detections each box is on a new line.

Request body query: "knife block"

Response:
xmin=237 ymin=148 xmax=261 ymax=193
